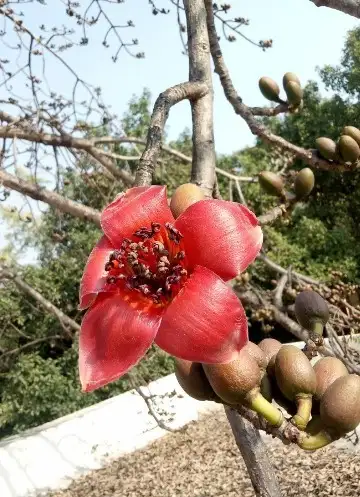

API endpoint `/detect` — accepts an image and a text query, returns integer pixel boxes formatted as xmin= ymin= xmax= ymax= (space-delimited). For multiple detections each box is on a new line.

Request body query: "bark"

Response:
xmin=134 ymin=82 xmax=208 ymax=186
xmin=184 ymin=0 xmax=217 ymax=197
xmin=0 ymin=125 xmax=133 ymax=184
xmin=183 ymin=2 xmax=282 ymax=496
xmin=310 ymin=0 xmax=360 ymax=19
xmin=0 ymin=169 xmax=101 ymax=226
xmin=225 ymin=408 xmax=282 ymax=497
xmin=0 ymin=269 xmax=80 ymax=333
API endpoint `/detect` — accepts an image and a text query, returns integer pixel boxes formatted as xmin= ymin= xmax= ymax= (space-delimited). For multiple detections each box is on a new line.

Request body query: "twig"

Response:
xmin=257 ymin=253 xmax=321 ymax=286
xmin=235 ymin=179 xmax=247 ymax=206
xmin=134 ymin=81 xmax=208 ymax=187
xmin=273 ymin=273 xmax=288 ymax=309
xmin=127 ymin=374 xmax=177 ymax=433
xmin=0 ymin=269 xmax=80 ymax=336
xmin=258 ymin=205 xmax=287 ymax=225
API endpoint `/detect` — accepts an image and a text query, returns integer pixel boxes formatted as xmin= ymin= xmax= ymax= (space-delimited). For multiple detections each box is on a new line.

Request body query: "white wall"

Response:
xmin=0 ymin=373 xmax=218 ymax=497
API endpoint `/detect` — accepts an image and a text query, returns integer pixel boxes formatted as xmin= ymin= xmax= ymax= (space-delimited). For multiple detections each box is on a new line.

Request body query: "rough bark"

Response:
xmin=184 ymin=0 xmax=217 ymax=197
xmin=0 ymin=169 xmax=101 ymax=226
xmin=183 ymin=3 xmax=282 ymax=497
xmin=310 ymin=0 xmax=360 ymax=19
xmin=134 ymin=82 xmax=208 ymax=186
xmin=0 ymin=125 xmax=133 ymax=184
xmin=225 ymin=408 xmax=282 ymax=497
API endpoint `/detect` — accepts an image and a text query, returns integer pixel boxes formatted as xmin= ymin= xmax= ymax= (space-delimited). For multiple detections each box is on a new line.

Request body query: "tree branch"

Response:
xmin=0 ymin=269 xmax=80 ymax=335
xmin=184 ymin=0 xmax=217 ymax=197
xmin=204 ymin=0 xmax=358 ymax=173
xmin=258 ymin=205 xmax=287 ymax=225
xmin=0 ymin=125 xmax=133 ymax=185
xmin=225 ymin=407 xmax=282 ymax=497
xmin=0 ymin=169 xmax=101 ymax=226
xmin=310 ymin=0 xmax=360 ymax=19
xmin=134 ymin=82 xmax=208 ymax=186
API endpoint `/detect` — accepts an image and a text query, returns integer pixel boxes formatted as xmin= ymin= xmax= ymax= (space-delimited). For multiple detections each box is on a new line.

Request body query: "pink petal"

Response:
xmin=79 ymin=293 xmax=162 ymax=392
xmin=175 ymin=200 xmax=263 ymax=281
xmin=101 ymin=186 xmax=175 ymax=247
xmin=155 ymin=265 xmax=248 ymax=363
xmin=79 ymin=235 xmax=115 ymax=310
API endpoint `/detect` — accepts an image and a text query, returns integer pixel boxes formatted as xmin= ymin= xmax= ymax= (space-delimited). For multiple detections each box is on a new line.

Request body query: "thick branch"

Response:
xmin=225 ymin=407 xmax=282 ymax=497
xmin=0 ymin=125 xmax=133 ymax=185
xmin=0 ymin=169 xmax=101 ymax=226
xmin=204 ymin=0 xmax=358 ymax=173
xmin=310 ymin=0 xmax=360 ymax=19
xmin=184 ymin=0 xmax=217 ymax=197
xmin=134 ymin=82 xmax=208 ymax=186
xmin=0 ymin=269 xmax=80 ymax=333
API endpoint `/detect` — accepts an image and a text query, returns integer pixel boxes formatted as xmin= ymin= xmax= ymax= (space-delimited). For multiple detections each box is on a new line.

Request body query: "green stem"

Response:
xmin=292 ymin=395 xmax=313 ymax=430
xmin=260 ymin=374 xmax=272 ymax=403
xmin=298 ymin=430 xmax=333 ymax=451
xmin=247 ymin=390 xmax=283 ymax=427
xmin=306 ymin=415 xmax=324 ymax=436
xmin=310 ymin=320 xmax=324 ymax=339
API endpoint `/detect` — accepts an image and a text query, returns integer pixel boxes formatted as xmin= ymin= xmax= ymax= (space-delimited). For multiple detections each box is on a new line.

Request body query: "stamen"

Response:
xmin=103 ymin=221 xmax=188 ymax=306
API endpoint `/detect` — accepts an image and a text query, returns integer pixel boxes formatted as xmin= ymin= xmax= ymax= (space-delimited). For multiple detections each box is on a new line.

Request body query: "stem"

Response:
xmin=306 ymin=415 xmax=324 ymax=436
xmin=298 ymin=430 xmax=333 ymax=451
xmin=247 ymin=390 xmax=283 ymax=427
xmin=260 ymin=374 xmax=273 ymax=403
xmin=309 ymin=321 xmax=325 ymax=341
xmin=225 ymin=407 xmax=283 ymax=497
xmin=292 ymin=396 xmax=313 ymax=430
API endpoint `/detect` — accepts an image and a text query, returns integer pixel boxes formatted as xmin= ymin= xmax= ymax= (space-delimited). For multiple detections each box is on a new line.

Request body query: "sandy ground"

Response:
xmin=48 ymin=409 xmax=360 ymax=497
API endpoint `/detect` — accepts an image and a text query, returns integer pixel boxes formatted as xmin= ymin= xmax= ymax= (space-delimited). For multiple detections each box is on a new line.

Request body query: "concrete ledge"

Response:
xmin=0 ymin=373 xmax=219 ymax=497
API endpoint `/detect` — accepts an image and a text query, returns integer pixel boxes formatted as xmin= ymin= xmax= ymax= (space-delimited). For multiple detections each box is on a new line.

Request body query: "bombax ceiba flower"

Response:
xmin=79 ymin=186 xmax=263 ymax=392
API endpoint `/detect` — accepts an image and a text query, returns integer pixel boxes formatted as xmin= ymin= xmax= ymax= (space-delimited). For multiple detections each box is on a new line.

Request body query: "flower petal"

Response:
xmin=101 ymin=186 xmax=175 ymax=247
xmin=175 ymin=200 xmax=263 ymax=281
xmin=79 ymin=235 xmax=115 ymax=310
xmin=155 ymin=265 xmax=248 ymax=363
xmin=79 ymin=293 xmax=162 ymax=392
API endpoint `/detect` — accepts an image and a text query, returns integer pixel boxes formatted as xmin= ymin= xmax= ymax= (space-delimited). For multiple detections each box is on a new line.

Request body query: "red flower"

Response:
xmin=79 ymin=186 xmax=263 ymax=392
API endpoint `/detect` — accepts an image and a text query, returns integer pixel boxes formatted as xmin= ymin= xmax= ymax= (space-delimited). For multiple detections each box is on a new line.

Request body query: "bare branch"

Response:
xmin=249 ymin=104 xmax=289 ymax=116
xmin=258 ymin=205 xmax=287 ymax=225
xmin=273 ymin=273 xmax=288 ymax=309
xmin=0 ymin=124 xmax=133 ymax=184
xmin=184 ymin=0 xmax=216 ymax=197
xmin=257 ymin=253 xmax=322 ymax=286
xmin=0 ymin=335 xmax=62 ymax=359
xmin=0 ymin=269 xmax=80 ymax=334
xmin=134 ymin=81 xmax=208 ymax=186
xmin=0 ymin=169 xmax=101 ymax=226
xmin=310 ymin=0 xmax=360 ymax=19
xmin=225 ymin=407 xmax=282 ymax=497
xmin=204 ymin=0 xmax=358 ymax=173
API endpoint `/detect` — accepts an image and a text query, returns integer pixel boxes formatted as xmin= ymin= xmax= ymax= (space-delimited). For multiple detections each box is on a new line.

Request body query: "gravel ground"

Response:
xmin=48 ymin=409 xmax=360 ymax=497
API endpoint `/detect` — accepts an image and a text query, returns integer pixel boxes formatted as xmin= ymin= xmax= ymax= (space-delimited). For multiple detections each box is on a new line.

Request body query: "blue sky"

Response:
xmin=9 ymin=0 xmax=358 ymax=154
xmin=0 ymin=1 xmax=358 ymax=259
